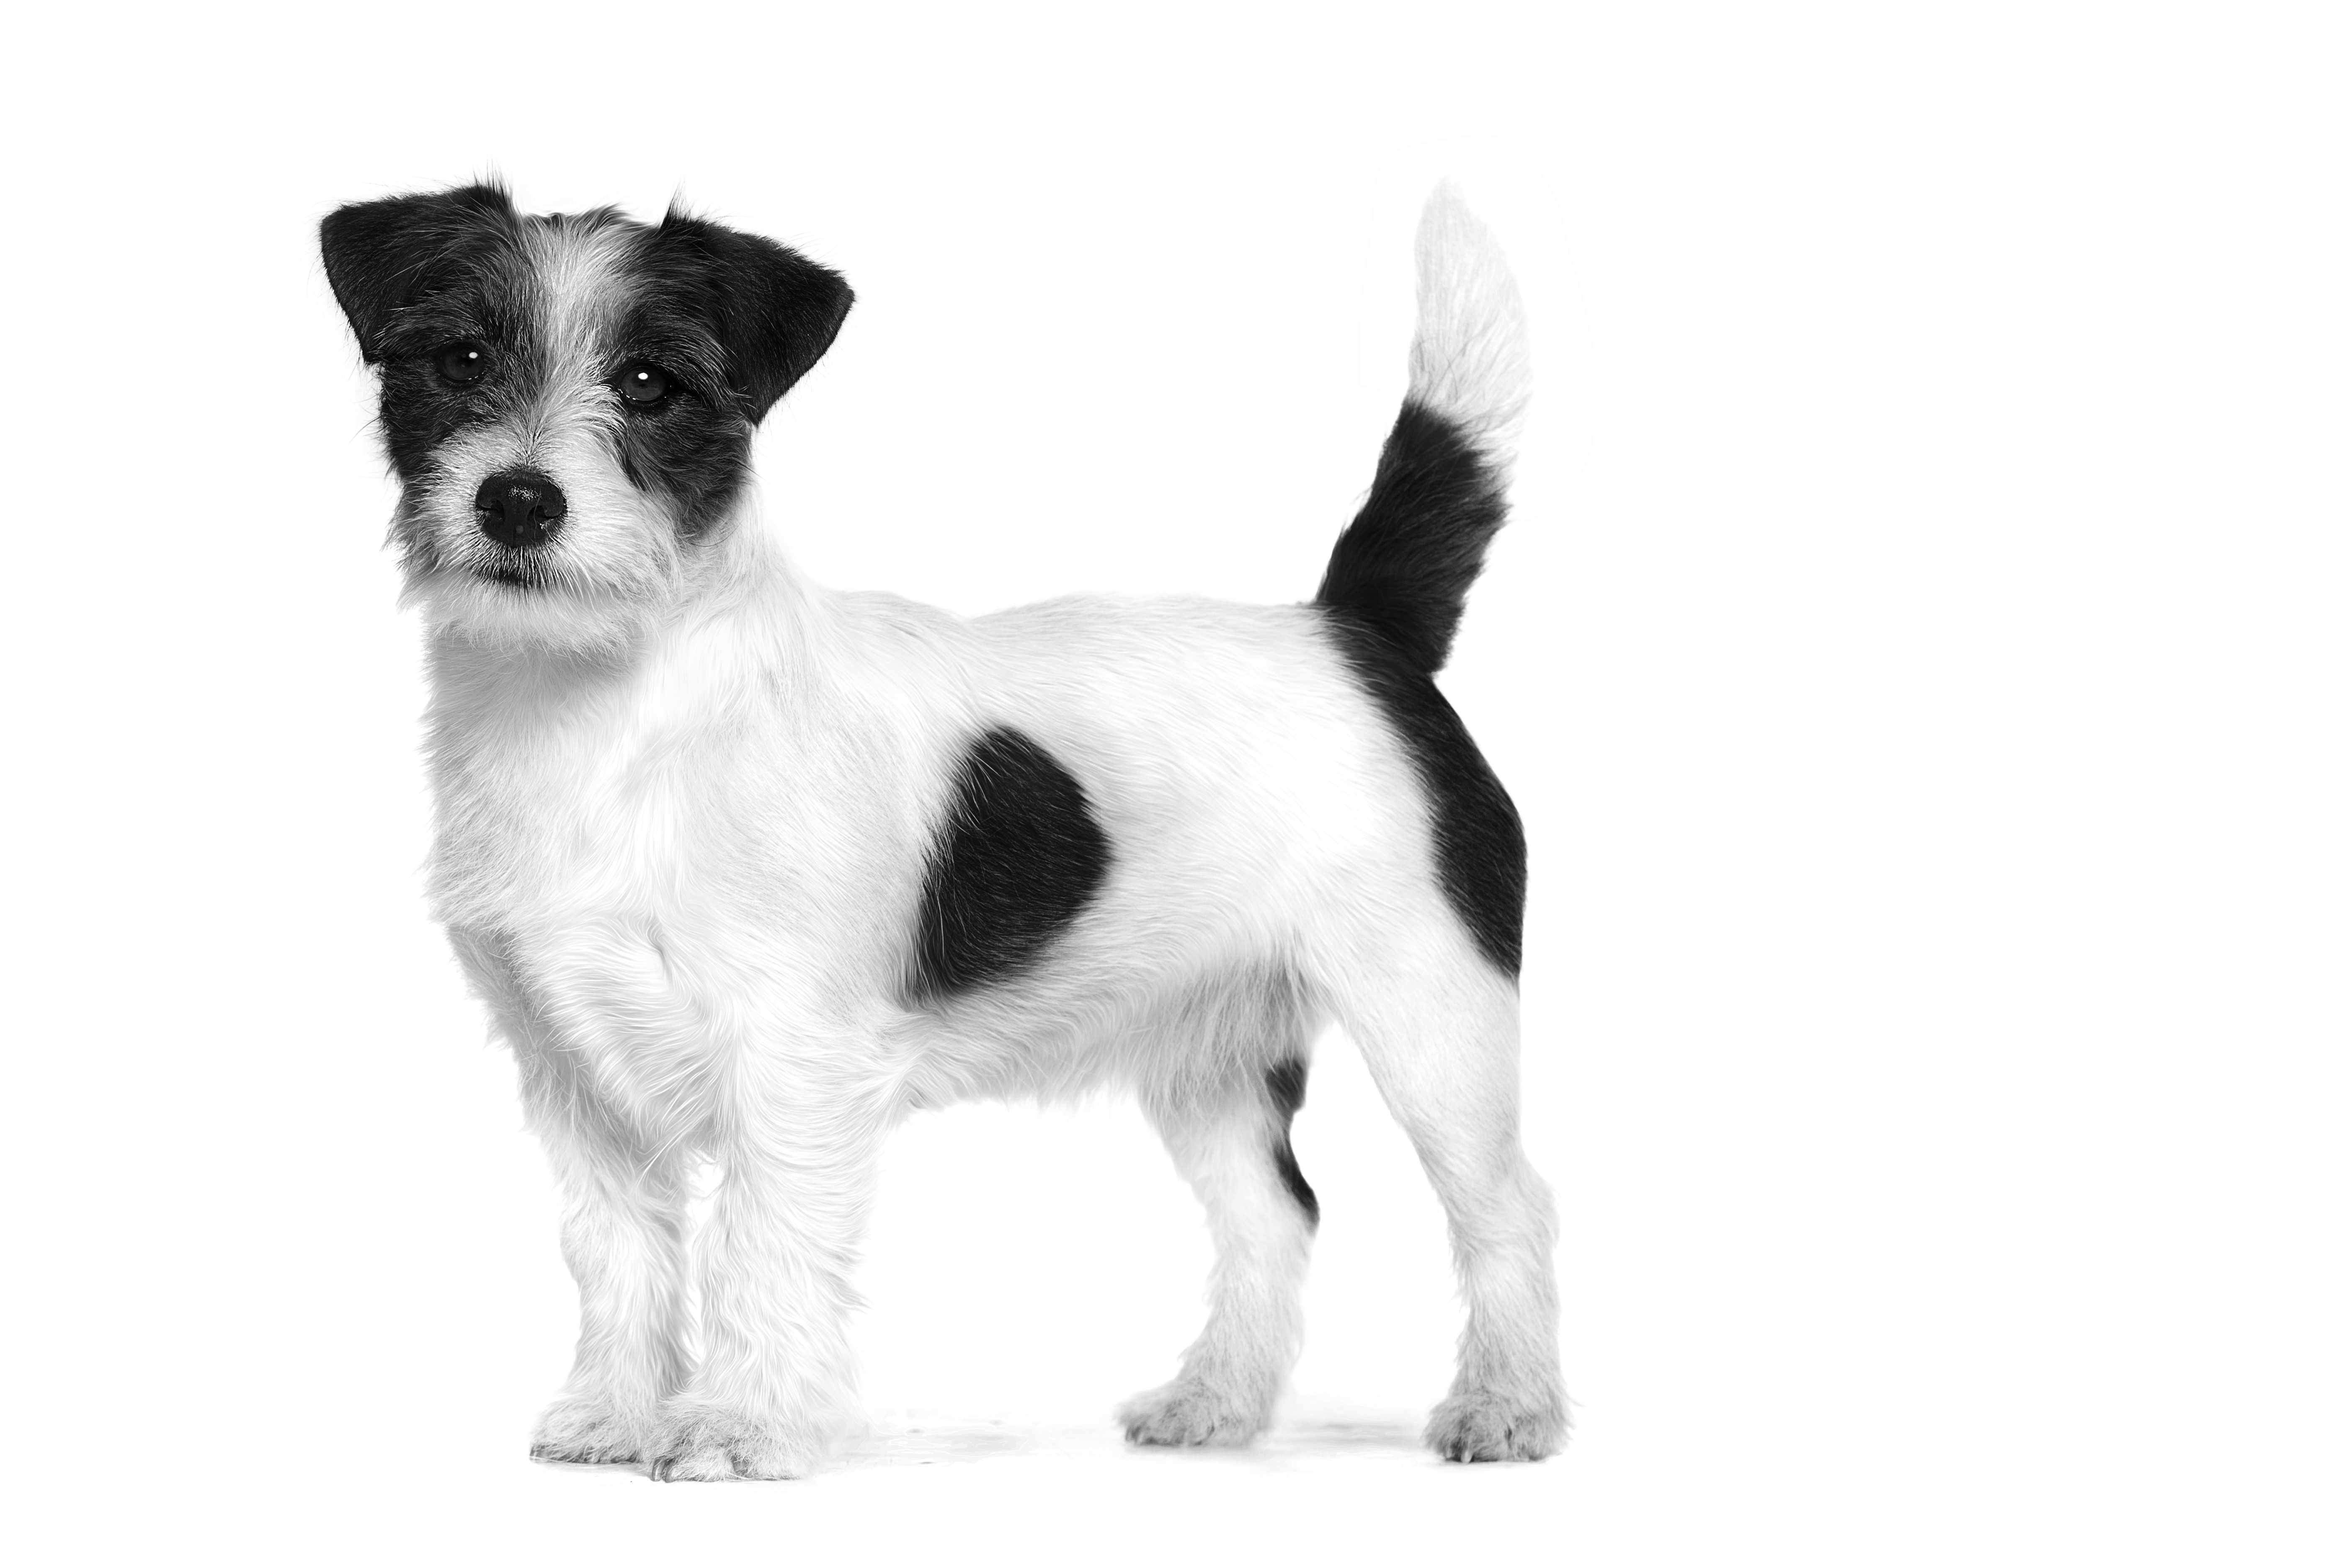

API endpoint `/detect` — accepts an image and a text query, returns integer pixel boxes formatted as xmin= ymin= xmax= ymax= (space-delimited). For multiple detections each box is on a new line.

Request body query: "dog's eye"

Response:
xmin=436 ymin=343 xmax=490 ymax=387
xmin=616 ymin=364 xmax=674 ymax=407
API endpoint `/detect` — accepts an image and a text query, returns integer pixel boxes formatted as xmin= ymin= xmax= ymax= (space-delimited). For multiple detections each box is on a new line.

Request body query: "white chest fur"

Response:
xmin=423 ymin=606 xmax=952 ymax=1117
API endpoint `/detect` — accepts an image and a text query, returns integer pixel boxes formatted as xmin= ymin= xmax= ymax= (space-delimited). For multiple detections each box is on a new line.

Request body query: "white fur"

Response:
xmin=1409 ymin=183 xmax=1531 ymax=458
xmin=403 ymin=190 xmax=1565 ymax=1478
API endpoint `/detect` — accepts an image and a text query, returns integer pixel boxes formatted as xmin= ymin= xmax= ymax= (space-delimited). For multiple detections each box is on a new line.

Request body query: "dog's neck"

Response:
xmin=420 ymin=511 xmax=830 ymax=745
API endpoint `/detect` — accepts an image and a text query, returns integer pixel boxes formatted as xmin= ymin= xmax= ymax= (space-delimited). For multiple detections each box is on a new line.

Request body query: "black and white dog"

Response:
xmin=322 ymin=181 xmax=1565 ymax=1480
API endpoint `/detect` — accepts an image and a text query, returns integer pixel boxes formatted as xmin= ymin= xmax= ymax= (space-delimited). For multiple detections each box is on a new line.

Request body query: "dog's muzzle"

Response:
xmin=475 ymin=470 xmax=568 ymax=550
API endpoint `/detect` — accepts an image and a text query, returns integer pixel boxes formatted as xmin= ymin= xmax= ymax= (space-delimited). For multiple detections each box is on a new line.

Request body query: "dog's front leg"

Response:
xmin=525 ymin=1090 xmax=691 ymax=1464
xmin=649 ymin=1068 xmax=886 ymax=1482
xmin=452 ymin=928 xmax=692 ymax=1463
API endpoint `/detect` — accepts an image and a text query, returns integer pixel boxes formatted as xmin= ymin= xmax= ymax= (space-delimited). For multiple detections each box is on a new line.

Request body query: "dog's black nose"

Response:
xmin=474 ymin=470 xmax=567 ymax=549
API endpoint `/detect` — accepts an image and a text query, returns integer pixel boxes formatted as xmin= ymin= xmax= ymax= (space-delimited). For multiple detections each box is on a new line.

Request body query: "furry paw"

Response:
xmin=646 ymin=1405 xmax=818 ymax=1482
xmin=1119 ymin=1377 xmax=1272 ymax=1448
xmin=1425 ymin=1387 xmax=1568 ymax=1462
xmin=530 ymin=1395 xmax=650 ymax=1465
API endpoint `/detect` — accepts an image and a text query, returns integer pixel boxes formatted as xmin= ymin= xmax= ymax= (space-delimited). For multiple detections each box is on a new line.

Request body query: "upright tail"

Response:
xmin=1316 ymin=186 xmax=1530 ymax=675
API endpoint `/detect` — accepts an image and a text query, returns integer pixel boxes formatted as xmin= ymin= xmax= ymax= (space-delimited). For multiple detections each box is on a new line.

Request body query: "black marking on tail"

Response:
xmin=1315 ymin=402 xmax=1526 ymax=977
xmin=908 ymin=727 xmax=1112 ymax=1004
xmin=1265 ymin=1059 xmax=1319 ymax=1228
xmin=1316 ymin=400 xmax=1509 ymax=677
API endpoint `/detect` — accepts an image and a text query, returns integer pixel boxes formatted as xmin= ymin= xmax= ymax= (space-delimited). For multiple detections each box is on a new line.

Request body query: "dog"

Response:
xmin=321 ymin=180 xmax=1566 ymax=1480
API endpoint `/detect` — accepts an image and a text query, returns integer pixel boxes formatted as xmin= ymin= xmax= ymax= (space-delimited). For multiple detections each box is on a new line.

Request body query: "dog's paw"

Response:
xmin=1119 ymin=1377 xmax=1271 ymax=1448
xmin=1424 ymin=1386 xmax=1568 ymax=1462
xmin=646 ymin=1404 xmax=818 ymax=1482
xmin=530 ymin=1394 xmax=653 ymax=1465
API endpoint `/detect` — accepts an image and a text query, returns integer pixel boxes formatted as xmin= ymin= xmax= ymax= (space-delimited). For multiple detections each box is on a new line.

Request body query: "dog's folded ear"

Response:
xmin=647 ymin=211 xmax=854 ymax=424
xmin=320 ymin=183 xmax=520 ymax=364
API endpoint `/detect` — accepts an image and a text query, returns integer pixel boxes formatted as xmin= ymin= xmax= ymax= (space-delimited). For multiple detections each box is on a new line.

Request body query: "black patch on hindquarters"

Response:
xmin=1314 ymin=398 xmax=1524 ymax=978
xmin=1265 ymin=1059 xmax=1319 ymax=1228
xmin=909 ymin=728 xmax=1112 ymax=1003
xmin=1316 ymin=611 xmax=1526 ymax=978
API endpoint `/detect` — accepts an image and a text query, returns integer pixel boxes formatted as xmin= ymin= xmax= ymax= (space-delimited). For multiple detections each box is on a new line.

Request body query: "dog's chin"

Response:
xmin=403 ymin=561 xmax=662 ymax=656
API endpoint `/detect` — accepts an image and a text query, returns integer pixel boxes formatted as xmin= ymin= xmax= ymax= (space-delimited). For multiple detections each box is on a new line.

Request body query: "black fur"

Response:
xmin=319 ymin=184 xmax=853 ymax=546
xmin=909 ymin=728 xmax=1112 ymax=1003
xmin=1264 ymin=1059 xmax=1319 ymax=1228
xmin=321 ymin=184 xmax=538 ymax=499
xmin=1316 ymin=400 xmax=1525 ymax=977
xmin=615 ymin=212 xmax=853 ymax=538
xmin=320 ymin=182 xmax=524 ymax=367
xmin=1316 ymin=400 xmax=1510 ymax=677
xmin=639 ymin=211 xmax=853 ymax=423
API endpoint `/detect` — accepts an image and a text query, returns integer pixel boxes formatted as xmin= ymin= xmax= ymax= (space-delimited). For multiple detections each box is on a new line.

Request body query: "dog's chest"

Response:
xmin=433 ymin=703 xmax=709 ymax=924
xmin=428 ymin=678 xmax=808 ymax=1091
xmin=425 ymin=655 xmax=925 ymax=1046
xmin=424 ymin=652 xmax=835 ymax=999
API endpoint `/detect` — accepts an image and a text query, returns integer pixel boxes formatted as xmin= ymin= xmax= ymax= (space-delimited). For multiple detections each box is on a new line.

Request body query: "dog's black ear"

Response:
xmin=648 ymin=211 xmax=854 ymax=423
xmin=320 ymin=183 xmax=519 ymax=363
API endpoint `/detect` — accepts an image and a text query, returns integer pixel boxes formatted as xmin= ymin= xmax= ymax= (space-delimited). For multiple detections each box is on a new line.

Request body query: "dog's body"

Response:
xmin=324 ymin=183 xmax=1565 ymax=1480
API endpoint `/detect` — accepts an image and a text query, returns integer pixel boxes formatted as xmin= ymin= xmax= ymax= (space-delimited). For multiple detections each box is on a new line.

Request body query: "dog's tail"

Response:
xmin=1315 ymin=186 xmax=1529 ymax=676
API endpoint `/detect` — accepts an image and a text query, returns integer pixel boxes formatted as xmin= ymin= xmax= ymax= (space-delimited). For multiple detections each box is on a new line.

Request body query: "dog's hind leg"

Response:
xmin=1327 ymin=926 xmax=1567 ymax=1461
xmin=1122 ymin=977 xmax=1321 ymax=1448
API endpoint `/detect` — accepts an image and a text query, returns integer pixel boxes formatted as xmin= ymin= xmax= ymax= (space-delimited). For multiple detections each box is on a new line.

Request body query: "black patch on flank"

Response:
xmin=908 ymin=728 xmax=1112 ymax=1004
xmin=1265 ymin=1059 xmax=1319 ymax=1228
xmin=1315 ymin=399 xmax=1525 ymax=977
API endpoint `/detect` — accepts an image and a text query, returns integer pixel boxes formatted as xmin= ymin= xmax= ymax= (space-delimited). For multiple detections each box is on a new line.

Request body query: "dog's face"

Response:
xmin=322 ymin=184 xmax=851 ymax=649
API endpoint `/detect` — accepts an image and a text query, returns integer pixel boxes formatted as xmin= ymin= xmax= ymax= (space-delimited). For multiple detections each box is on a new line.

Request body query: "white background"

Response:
xmin=4 ymin=3 xmax=2346 ymax=1564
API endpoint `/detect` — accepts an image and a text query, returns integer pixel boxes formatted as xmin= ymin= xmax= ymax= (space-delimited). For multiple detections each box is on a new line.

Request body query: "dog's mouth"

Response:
xmin=395 ymin=498 xmax=557 ymax=593
xmin=460 ymin=545 xmax=570 ymax=591
xmin=478 ymin=560 xmax=542 ymax=589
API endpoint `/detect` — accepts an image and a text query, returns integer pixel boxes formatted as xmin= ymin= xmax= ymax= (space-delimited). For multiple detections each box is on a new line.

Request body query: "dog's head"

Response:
xmin=322 ymin=182 xmax=851 ymax=650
